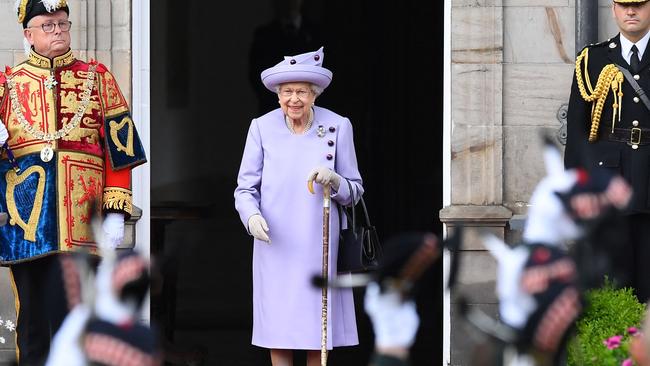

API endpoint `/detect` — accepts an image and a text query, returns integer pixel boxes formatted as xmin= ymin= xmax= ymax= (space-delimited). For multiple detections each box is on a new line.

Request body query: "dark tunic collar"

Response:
xmin=27 ymin=48 xmax=75 ymax=69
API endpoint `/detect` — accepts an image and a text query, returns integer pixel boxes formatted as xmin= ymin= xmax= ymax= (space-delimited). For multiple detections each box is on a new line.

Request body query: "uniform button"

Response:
xmin=633 ymin=144 xmax=639 ymax=150
xmin=633 ymin=120 xmax=640 ymax=127
xmin=635 ymin=97 xmax=641 ymax=103
xmin=328 ymin=140 xmax=334 ymax=146
xmin=634 ymin=74 xmax=641 ymax=80
xmin=329 ymin=126 xmax=336 ymax=133
xmin=326 ymin=154 xmax=333 ymax=160
xmin=598 ymin=161 xmax=603 ymax=166
xmin=290 ymin=59 xmax=296 ymax=65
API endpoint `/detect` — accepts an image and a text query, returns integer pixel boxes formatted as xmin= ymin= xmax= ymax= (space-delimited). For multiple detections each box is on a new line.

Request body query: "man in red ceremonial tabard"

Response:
xmin=0 ymin=1 xmax=147 ymax=364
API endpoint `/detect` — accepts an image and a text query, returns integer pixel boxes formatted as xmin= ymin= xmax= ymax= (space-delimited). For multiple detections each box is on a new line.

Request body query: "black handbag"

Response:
xmin=337 ymin=179 xmax=382 ymax=273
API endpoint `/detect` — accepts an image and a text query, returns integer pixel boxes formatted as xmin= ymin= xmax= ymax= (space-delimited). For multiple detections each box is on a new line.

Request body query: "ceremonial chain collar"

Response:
xmin=285 ymin=108 xmax=314 ymax=134
xmin=7 ymin=64 xmax=97 ymax=144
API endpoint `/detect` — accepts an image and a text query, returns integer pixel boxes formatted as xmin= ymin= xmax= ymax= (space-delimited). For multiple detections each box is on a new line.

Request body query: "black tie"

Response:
xmin=631 ymin=45 xmax=640 ymax=73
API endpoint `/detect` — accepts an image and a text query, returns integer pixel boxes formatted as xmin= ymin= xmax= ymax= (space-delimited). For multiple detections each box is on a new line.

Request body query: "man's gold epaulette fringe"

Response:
xmin=575 ymin=47 xmax=624 ymax=142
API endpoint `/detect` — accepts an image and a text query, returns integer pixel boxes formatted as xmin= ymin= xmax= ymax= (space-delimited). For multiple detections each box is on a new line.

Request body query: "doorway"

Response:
xmin=150 ymin=1 xmax=443 ymax=365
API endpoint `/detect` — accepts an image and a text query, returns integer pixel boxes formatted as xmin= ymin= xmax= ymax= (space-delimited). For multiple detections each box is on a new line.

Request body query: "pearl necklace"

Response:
xmin=285 ymin=108 xmax=314 ymax=135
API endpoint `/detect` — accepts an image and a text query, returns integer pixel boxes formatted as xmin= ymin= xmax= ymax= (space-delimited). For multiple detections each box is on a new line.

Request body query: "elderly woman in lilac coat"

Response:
xmin=235 ymin=47 xmax=362 ymax=366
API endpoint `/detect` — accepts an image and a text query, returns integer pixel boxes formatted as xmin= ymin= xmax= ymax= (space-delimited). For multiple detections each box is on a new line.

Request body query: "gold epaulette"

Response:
xmin=575 ymin=47 xmax=624 ymax=142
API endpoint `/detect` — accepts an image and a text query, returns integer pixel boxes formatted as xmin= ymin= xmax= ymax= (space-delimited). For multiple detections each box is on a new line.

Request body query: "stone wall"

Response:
xmin=446 ymin=0 xmax=618 ymax=364
xmin=0 ymin=0 xmax=131 ymax=362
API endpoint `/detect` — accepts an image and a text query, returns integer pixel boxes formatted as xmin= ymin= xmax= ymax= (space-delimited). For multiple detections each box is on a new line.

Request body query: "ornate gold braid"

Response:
xmin=17 ymin=0 xmax=29 ymax=24
xmin=102 ymin=187 xmax=132 ymax=216
xmin=575 ymin=47 xmax=624 ymax=142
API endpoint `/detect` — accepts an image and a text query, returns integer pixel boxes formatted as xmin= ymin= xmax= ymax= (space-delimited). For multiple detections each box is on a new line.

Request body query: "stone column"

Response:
xmin=442 ymin=1 xmax=510 ymax=365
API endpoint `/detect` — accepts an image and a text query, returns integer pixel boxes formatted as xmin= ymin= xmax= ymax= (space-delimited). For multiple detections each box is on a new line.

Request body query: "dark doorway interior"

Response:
xmin=150 ymin=1 xmax=443 ymax=365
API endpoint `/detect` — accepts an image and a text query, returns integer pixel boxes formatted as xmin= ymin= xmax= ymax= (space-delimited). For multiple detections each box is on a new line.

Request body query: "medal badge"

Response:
xmin=40 ymin=145 xmax=53 ymax=162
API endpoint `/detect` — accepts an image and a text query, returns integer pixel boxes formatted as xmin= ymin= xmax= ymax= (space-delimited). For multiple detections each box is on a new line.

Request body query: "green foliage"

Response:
xmin=567 ymin=280 xmax=646 ymax=365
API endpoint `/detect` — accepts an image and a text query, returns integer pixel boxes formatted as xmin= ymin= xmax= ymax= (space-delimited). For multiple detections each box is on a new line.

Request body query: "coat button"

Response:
xmin=598 ymin=161 xmax=603 ymax=166
xmin=634 ymin=74 xmax=641 ymax=80
xmin=635 ymin=97 xmax=641 ymax=103
xmin=290 ymin=59 xmax=296 ymax=65
xmin=326 ymin=154 xmax=333 ymax=160
xmin=633 ymin=144 xmax=639 ymax=150
xmin=328 ymin=140 xmax=334 ymax=146
xmin=329 ymin=126 xmax=336 ymax=133
xmin=633 ymin=120 xmax=640 ymax=127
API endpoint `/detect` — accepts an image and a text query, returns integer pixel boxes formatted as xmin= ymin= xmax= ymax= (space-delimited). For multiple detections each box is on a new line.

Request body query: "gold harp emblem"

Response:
xmin=6 ymin=166 xmax=46 ymax=242
xmin=109 ymin=117 xmax=135 ymax=157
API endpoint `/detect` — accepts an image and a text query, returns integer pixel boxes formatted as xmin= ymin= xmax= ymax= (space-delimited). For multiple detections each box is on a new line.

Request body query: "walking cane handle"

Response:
xmin=308 ymin=179 xmax=315 ymax=194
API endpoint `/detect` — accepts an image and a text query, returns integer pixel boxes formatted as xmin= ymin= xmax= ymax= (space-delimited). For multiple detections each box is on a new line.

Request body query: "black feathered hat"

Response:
xmin=17 ymin=0 xmax=69 ymax=29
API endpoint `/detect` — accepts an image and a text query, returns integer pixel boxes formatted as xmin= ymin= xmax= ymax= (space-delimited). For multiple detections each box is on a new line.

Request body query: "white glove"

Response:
xmin=45 ymin=305 xmax=90 ymax=366
xmin=0 ymin=121 xmax=8 ymax=146
xmin=102 ymin=212 xmax=125 ymax=249
xmin=248 ymin=214 xmax=271 ymax=243
xmin=307 ymin=167 xmax=341 ymax=190
xmin=364 ymin=282 xmax=419 ymax=349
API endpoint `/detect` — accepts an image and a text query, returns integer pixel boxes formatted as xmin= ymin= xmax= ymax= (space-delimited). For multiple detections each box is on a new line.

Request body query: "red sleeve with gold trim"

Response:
xmin=96 ymin=64 xmax=146 ymax=218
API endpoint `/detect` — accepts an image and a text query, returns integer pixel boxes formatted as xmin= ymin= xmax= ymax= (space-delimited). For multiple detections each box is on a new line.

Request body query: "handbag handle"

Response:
xmin=342 ymin=178 xmax=374 ymax=230
xmin=357 ymin=195 xmax=373 ymax=228
xmin=337 ymin=179 xmax=358 ymax=236
xmin=344 ymin=178 xmax=357 ymax=231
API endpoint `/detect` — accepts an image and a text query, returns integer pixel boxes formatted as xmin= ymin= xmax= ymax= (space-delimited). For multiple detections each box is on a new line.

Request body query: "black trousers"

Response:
xmin=10 ymin=255 xmax=68 ymax=366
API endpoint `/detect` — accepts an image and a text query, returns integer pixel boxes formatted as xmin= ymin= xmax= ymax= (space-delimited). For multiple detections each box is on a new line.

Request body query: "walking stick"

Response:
xmin=309 ymin=180 xmax=330 ymax=366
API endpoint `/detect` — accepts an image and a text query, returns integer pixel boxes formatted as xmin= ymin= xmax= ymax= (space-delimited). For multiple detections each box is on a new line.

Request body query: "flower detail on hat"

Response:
xmin=281 ymin=47 xmax=325 ymax=68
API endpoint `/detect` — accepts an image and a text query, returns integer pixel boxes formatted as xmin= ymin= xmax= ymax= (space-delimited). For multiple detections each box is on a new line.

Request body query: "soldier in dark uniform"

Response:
xmin=565 ymin=0 xmax=650 ymax=302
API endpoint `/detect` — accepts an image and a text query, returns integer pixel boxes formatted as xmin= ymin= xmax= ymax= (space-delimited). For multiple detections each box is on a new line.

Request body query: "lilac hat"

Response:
xmin=261 ymin=47 xmax=333 ymax=92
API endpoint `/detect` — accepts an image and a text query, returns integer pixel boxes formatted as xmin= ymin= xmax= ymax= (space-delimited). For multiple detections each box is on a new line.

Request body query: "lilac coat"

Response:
xmin=235 ymin=106 xmax=363 ymax=350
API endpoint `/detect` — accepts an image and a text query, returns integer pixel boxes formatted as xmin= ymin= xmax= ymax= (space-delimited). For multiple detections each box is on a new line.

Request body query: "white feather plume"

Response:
xmin=40 ymin=0 xmax=63 ymax=12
